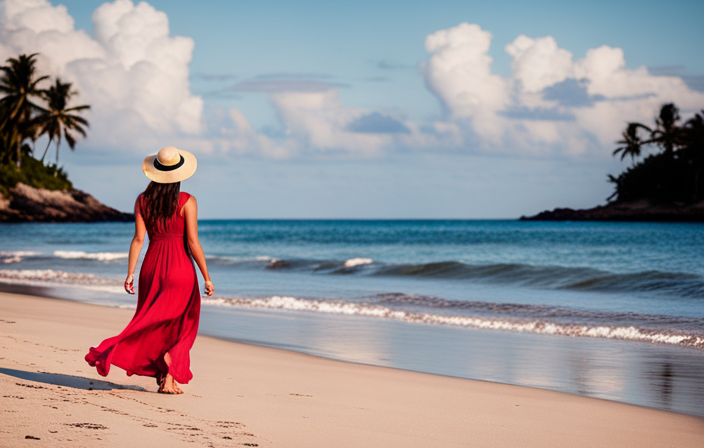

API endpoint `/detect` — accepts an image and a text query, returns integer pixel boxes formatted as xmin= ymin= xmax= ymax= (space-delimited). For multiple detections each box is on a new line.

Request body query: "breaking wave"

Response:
xmin=0 ymin=251 xmax=42 ymax=264
xmin=53 ymin=251 xmax=127 ymax=261
xmin=8 ymin=248 xmax=704 ymax=299
xmin=367 ymin=292 xmax=704 ymax=327
xmin=259 ymin=258 xmax=704 ymax=298
xmin=344 ymin=258 xmax=373 ymax=267
xmin=0 ymin=269 xmax=123 ymax=294
xmin=0 ymin=250 xmax=128 ymax=263
xmin=2 ymin=265 xmax=702 ymax=350
xmin=201 ymin=295 xmax=704 ymax=350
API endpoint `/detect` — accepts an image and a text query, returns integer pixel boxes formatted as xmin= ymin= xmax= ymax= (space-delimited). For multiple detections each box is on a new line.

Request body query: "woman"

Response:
xmin=86 ymin=146 xmax=214 ymax=394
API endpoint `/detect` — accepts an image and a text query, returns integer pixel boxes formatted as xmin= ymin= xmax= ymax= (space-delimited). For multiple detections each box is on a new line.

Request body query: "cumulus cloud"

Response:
xmin=211 ymin=25 xmax=704 ymax=158
xmin=421 ymin=23 xmax=508 ymax=143
xmin=505 ymin=35 xmax=573 ymax=93
xmin=2 ymin=2 xmax=701 ymax=160
xmin=422 ymin=22 xmax=704 ymax=156
xmin=259 ymin=89 xmax=458 ymax=156
xmin=0 ymin=0 xmax=202 ymax=153
xmin=0 ymin=0 xmax=423 ymax=158
xmin=269 ymin=90 xmax=390 ymax=155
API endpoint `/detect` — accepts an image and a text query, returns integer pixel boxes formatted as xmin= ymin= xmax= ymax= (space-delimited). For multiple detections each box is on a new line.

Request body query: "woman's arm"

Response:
xmin=125 ymin=197 xmax=147 ymax=294
xmin=183 ymin=195 xmax=214 ymax=296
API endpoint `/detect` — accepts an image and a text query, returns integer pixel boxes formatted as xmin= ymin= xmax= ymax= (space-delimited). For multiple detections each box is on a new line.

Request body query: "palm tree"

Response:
xmin=682 ymin=110 xmax=704 ymax=148
xmin=613 ymin=104 xmax=686 ymax=164
xmin=36 ymin=78 xmax=90 ymax=167
xmin=0 ymin=106 xmax=21 ymax=165
xmin=681 ymin=111 xmax=704 ymax=201
xmin=613 ymin=122 xmax=651 ymax=163
xmin=652 ymin=103 xmax=680 ymax=156
xmin=0 ymin=53 xmax=48 ymax=168
xmin=610 ymin=104 xmax=704 ymax=204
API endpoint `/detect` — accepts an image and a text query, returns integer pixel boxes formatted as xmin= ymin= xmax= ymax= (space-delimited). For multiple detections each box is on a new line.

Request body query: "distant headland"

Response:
xmin=522 ymin=103 xmax=704 ymax=222
xmin=0 ymin=183 xmax=132 ymax=223
xmin=520 ymin=200 xmax=704 ymax=222
xmin=0 ymin=53 xmax=132 ymax=223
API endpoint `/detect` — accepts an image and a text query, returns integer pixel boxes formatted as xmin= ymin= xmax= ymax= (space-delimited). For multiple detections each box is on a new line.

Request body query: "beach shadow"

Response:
xmin=0 ymin=367 xmax=146 ymax=391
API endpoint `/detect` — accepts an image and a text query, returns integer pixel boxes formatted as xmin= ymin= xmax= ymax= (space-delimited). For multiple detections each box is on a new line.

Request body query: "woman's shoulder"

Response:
xmin=179 ymin=192 xmax=195 ymax=210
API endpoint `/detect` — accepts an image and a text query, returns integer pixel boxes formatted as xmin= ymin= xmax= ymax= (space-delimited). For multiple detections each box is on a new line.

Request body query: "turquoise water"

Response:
xmin=1 ymin=220 xmax=703 ymax=416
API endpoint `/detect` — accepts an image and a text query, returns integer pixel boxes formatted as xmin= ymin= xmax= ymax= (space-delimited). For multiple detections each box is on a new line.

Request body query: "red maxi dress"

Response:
xmin=86 ymin=192 xmax=201 ymax=384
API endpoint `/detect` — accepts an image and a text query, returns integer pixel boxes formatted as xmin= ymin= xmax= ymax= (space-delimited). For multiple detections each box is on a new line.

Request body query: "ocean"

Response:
xmin=1 ymin=220 xmax=703 ymax=417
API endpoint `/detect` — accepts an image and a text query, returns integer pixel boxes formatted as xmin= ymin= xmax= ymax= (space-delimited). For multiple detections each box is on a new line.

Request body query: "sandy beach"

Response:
xmin=1 ymin=291 xmax=703 ymax=447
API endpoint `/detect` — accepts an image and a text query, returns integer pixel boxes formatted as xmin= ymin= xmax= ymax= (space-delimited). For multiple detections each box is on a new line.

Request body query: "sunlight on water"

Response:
xmin=1 ymin=220 xmax=704 ymax=416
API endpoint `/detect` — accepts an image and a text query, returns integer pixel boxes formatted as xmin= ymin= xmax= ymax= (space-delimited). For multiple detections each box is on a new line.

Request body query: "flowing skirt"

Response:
xmin=85 ymin=237 xmax=201 ymax=384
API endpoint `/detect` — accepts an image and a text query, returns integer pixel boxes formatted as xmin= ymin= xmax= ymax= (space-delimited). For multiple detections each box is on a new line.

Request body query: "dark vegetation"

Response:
xmin=0 ymin=53 xmax=130 ymax=221
xmin=0 ymin=53 xmax=89 ymax=196
xmin=0 ymin=156 xmax=71 ymax=197
xmin=608 ymin=103 xmax=704 ymax=204
xmin=522 ymin=103 xmax=704 ymax=221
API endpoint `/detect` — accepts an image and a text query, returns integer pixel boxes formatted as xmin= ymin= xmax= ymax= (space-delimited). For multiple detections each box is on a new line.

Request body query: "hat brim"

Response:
xmin=142 ymin=149 xmax=197 ymax=183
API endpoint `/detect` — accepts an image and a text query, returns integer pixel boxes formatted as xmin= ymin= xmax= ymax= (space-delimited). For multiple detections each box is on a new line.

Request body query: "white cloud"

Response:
xmin=221 ymin=108 xmax=288 ymax=158
xmin=0 ymin=0 xmax=203 ymax=153
xmin=221 ymin=25 xmax=702 ymax=158
xmin=2 ymin=3 xmax=701 ymax=160
xmin=505 ymin=35 xmax=573 ymax=93
xmin=422 ymin=22 xmax=704 ymax=156
xmin=421 ymin=23 xmax=508 ymax=143
xmin=270 ymin=90 xmax=387 ymax=155
xmin=0 ymin=0 xmax=419 ymax=158
xmin=267 ymin=89 xmax=460 ymax=157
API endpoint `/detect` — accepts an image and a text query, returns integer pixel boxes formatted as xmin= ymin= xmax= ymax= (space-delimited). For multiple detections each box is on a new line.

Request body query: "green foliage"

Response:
xmin=36 ymin=77 xmax=90 ymax=164
xmin=0 ymin=52 xmax=89 ymax=196
xmin=0 ymin=53 xmax=48 ymax=168
xmin=609 ymin=104 xmax=704 ymax=204
xmin=0 ymin=150 xmax=72 ymax=197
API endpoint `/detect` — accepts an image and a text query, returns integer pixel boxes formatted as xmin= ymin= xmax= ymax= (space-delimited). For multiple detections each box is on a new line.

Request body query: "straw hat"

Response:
xmin=142 ymin=146 xmax=197 ymax=183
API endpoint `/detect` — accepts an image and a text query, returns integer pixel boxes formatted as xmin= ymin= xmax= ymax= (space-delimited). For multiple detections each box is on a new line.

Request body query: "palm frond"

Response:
xmin=66 ymin=105 xmax=90 ymax=112
xmin=64 ymin=131 xmax=76 ymax=149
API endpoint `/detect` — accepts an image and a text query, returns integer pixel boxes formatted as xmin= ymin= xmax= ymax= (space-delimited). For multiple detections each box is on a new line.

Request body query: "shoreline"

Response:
xmin=520 ymin=200 xmax=704 ymax=222
xmin=3 ymin=281 xmax=704 ymax=418
xmin=0 ymin=183 xmax=133 ymax=223
xmin=2 ymin=291 xmax=704 ymax=447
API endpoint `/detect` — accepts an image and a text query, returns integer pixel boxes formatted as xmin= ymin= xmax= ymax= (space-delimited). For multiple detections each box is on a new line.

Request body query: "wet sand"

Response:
xmin=1 ymin=291 xmax=703 ymax=447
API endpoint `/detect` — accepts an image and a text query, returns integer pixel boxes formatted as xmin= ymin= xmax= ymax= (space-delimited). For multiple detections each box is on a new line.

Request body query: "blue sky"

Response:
xmin=61 ymin=0 xmax=704 ymax=128
xmin=3 ymin=0 xmax=703 ymax=218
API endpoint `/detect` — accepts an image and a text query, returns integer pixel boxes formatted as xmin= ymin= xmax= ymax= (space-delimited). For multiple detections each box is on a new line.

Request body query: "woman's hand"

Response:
xmin=204 ymin=280 xmax=214 ymax=297
xmin=124 ymin=274 xmax=135 ymax=295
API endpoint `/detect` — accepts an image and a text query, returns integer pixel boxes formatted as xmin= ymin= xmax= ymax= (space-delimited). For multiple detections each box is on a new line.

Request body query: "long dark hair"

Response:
xmin=140 ymin=181 xmax=181 ymax=229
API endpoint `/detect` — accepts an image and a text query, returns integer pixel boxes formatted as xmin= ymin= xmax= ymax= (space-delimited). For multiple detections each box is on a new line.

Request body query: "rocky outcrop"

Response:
xmin=520 ymin=199 xmax=704 ymax=222
xmin=0 ymin=183 xmax=133 ymax=222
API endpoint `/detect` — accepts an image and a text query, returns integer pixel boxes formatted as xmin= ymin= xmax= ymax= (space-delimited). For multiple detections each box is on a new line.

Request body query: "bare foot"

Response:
xmin=173 ymin=382 xmax=184 ymax=394
xmin=156 ymin=372 xmax=166 ymax=388
xmin=158 ymin=373 xmax=182 ymax=394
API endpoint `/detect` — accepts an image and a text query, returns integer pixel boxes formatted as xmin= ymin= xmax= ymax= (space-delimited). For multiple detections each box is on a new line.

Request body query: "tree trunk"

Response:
xmin=54 ymin=141 xmax=60 ymax=177
xmin=40 ymin=139 xmax=51 ymax=162
xmin=15 ymin=138 xmax=21 ymax=169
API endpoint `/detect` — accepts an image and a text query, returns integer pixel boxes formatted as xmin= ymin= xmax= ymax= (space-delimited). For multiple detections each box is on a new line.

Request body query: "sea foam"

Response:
xmin=201 ymin=296 xmax=704 ymax=350
xmin=0 ymin=269 xmax=123 ymax=293
xmin=53 ymin=251 xmax=127 ymax=261
xmin=344 ymin=258 xmax=373 ymax=267
xmin=0 ymin=251 xmax=41 ymax=264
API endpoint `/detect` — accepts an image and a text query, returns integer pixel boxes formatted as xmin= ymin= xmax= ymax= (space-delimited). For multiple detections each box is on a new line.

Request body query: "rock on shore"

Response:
xmin=0 ymin=183 xmax=133 ymax=222
xmin=520 ymin=199 xmax=704 ymax=222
